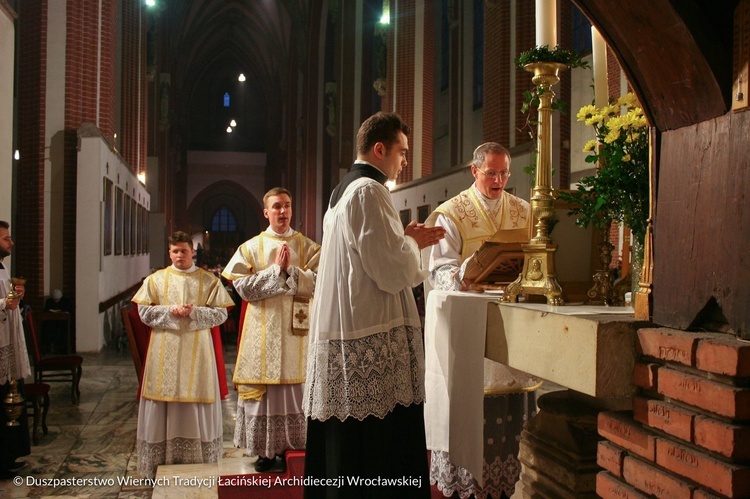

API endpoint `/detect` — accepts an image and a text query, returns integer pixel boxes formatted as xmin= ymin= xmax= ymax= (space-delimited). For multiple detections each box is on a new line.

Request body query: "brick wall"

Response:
xmin=16 ymin=0 xmax=47 ymax=310
xmin=420 ymin=0 xmax=434 ymax=177
xmin=483 ymin=0 xmax=511 ymax=145
xmin=514 ymin=0 xmax=535 ymax=145
xmin=597 ymin=327 xmax=750 ymax=498
xmin=394 ymin=0 xmax=415 ymax=184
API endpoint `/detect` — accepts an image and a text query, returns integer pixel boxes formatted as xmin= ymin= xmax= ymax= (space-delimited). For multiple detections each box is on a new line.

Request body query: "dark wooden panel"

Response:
xmin=574 ymin=0 xmax=731 ymax=131
xmin=653 ymin=112 xmax=750 ymax=337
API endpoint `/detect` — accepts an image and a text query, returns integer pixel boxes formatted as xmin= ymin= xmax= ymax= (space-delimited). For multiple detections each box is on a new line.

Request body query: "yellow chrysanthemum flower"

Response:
xmin=622 ymin=154 xmax=631 ymax=162
xmin=606 ymin=116 xmax=628 ymax=133
xmin=577 ymin=105 xmax=597 ymax=122
xmin=626 ymin=132 xmax=640 ymax=143
xmin=602 ymin=105 xmax=619 ymax=118
xmin=604 ymin=128 xmax=621 ymax=144
xmin=583 ymin=139 xmax=598 ymax=152
xmin=585 ymin=114 xmax=604 ymax=126
xmin=618 ymin=93 xmax=639 ymax=109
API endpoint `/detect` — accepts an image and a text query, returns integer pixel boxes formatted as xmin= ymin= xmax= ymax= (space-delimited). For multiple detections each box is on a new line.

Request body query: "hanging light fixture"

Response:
xmin=238 ymin=73 xmax=246 ymax=82
xmin=230 ymin=119 xmax=237 ymax=127
xmin=226 ymin=126 xmax=233 ymax=133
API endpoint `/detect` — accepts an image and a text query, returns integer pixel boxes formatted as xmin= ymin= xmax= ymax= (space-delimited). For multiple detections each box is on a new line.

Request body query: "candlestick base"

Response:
xmin=502 ymin=242 xmax=564 ymax=306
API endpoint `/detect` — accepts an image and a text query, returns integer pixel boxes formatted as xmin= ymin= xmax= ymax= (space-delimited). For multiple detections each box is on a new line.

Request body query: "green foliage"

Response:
xmin=515 ymin=45 xmax=590 ymax=70
xmin=557 ymin=93 xmax=650 ymax=256
xmin=516 ymin=46 xmax=585 ymax=187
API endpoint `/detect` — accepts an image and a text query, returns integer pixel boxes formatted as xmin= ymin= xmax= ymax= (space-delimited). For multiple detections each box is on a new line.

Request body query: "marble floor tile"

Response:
xmin=60 ymin=452 xmax=132 ymax=474
xmin=151 ymin=463 xmax=220 ymax=499
xmin=71 ymin=424 xmax=137 ymax=455
xmin=30 ymin=424 xmax=83 ymax=454
xmin=0 ymin=347 xmax=247 ymax=498
xmin=0 ymin=473 xmax=56 ymax=498
xmin=35 ymin=470 xmax=124 ymax=498
xmin=88 ymin=400 xmax=139 ymax=425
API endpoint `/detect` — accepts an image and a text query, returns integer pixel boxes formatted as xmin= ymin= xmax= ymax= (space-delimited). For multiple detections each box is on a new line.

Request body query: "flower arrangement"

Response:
xmin=559 ymin=93 xmax=650 ymax=257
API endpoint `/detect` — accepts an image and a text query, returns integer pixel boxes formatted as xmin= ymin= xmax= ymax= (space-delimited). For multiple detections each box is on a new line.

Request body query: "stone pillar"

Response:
xmin=514 ymin=390 xmax=610 ymax=498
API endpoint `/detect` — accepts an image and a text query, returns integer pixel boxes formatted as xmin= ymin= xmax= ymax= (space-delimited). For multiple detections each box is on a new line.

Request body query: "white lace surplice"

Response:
xmin=304 ymin=177 xmax=428 ymax=422
xmin=133 ymin=265 xmax=232 ymax=478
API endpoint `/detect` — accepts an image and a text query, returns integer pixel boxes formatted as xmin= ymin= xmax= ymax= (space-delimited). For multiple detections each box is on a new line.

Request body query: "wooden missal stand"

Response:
xmin=462 ymin=228 xmax=529 ymax=289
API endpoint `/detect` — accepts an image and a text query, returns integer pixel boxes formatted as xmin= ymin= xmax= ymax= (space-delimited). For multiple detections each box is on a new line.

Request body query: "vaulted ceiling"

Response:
xmin=151 ymin=0 xmax=312 ymax=152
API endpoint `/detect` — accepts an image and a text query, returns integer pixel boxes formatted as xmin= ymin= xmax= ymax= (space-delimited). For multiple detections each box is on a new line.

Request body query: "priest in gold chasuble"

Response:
xmin=424 ymin=143 xmax=540 ymax=499
xmin=134 ymin=231 xmax=234 ymax=479
xmin=222 ymin=187 xmax=320 ymax=473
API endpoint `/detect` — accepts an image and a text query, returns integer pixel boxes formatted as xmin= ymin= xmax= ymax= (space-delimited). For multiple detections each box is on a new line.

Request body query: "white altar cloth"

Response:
xmin=423 ymin=290 xmax=500 ymax=482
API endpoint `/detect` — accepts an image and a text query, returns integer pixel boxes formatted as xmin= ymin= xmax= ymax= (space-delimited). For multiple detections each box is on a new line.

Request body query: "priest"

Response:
xmin=424 ymin=142 xmax=540 ymax=499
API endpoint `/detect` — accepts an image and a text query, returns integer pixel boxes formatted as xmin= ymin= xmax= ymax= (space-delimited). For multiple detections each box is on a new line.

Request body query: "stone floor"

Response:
xmin=0 ymin=337 xmax=560 ymax=498
xmin=0 ymin=342 xmax=253 ymax=498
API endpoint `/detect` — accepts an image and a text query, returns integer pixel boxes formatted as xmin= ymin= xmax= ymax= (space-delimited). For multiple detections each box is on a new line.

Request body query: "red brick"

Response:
xmin=694 ymin=415 xmax=750 ymax=460
xmin=695 ymin=335 xmax=750 ymax=377
xmin=633 ymin=362 xmax=659 ymax=390
xmin=693 ymin=488 xmax=727 ymax=499
xmin=598 ymin=412 xmax=656 ymax=461
xmin=598 ymin=441 xmax=625 ymax=477
xmin=656 ymin=437 xmax=750 ymax=497
xmin=596 ymin=471 xmax=650 ymax=499
xmin=632 ymin=396 xmax=694 ymax=442
xmin=637 ymin=327 xmax=700 ymax=366
xmin=622 ymin=455 xmax=695 ymax=498
xmin=658 ymin=367 xmax=750 ymax=419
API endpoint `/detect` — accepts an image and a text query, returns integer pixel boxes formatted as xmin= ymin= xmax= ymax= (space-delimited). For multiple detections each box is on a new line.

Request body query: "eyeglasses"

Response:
xmin=476 ymin=168 xmax=511 ymax=180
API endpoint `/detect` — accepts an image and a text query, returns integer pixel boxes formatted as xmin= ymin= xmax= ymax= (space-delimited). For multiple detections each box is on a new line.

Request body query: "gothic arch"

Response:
xmin=186 ymin=180 xmax=263 ymax=243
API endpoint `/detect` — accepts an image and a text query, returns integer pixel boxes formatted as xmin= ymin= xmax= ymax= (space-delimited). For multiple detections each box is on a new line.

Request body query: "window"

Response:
xmin=114 ymin=188 xmax=123 ymax=255
xmin=211 ymin=207 xmax=237 ymax=231
xmin=572 ymin=7 xmax=592 ymax=55
xmin=103 ymin=178 xmax=113 ymax=256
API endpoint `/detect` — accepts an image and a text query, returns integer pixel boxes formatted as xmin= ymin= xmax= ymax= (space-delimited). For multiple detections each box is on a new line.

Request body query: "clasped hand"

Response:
xmin=171 ymin=304 xmax=193 ymax=317
xmin=275 ymin=243 xmax=290 ymax=269
xmin=405 ymin=221 xmax=446 ymax=250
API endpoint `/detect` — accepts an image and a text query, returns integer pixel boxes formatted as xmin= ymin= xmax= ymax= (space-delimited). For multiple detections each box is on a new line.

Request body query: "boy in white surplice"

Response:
xmin=222 ymin=187 xmax=320 ymax=473
xmin=134 ymin=231 xmax=234 ymax=479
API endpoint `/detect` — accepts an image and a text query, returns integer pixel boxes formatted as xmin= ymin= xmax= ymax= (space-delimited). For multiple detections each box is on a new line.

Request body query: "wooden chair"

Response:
xmin=24 ymin=382 xmax=50 ymax=445
xmin=24 ymin=309 xmax=83 ymax=404
xmin=35 ymin=310 xmax=73 ymax=354
xmin=121 ymin=303 xmax=151 ymax=383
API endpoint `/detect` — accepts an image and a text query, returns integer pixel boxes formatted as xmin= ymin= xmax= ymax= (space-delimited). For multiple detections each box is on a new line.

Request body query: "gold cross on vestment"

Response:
xmin=295 ymin=308 xmax=308 ymax=324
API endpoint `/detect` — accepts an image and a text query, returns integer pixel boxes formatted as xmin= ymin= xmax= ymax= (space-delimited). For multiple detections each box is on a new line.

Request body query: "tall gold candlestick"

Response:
xmin=504 ymin=62 xmax=566 ymax=306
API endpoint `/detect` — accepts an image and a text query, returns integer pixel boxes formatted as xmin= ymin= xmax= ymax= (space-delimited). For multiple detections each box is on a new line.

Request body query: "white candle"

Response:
xmin=591 ymin=26 xmax=608 ymax=106
xmin=536 ymin=0 xmax=557 ymax=48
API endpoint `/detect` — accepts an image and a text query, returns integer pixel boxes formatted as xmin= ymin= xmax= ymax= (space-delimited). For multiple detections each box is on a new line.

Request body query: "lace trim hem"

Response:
xmin=429 ymin=450 xmax=521 ymax=499
xmin=234 ymin=412 xmax=307 ymax=458
xmin=137 ymin=436 xmax=222 ymax=479
xmin=304 ymin=325 xmax=426 ymax=422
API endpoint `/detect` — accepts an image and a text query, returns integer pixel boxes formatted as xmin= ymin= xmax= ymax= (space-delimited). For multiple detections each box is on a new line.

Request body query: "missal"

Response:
xmin=462 ymin=227 xmax=529 ymax=288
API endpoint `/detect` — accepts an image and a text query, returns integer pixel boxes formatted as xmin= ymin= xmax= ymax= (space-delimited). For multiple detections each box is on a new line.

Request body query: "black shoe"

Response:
xmin=7 ymin=460 xmax=26 ymax=472
xmin=254 ymin=456 xmax=274 ymax=472
xmin=275 ymin=454 xmax=286 ymax=473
